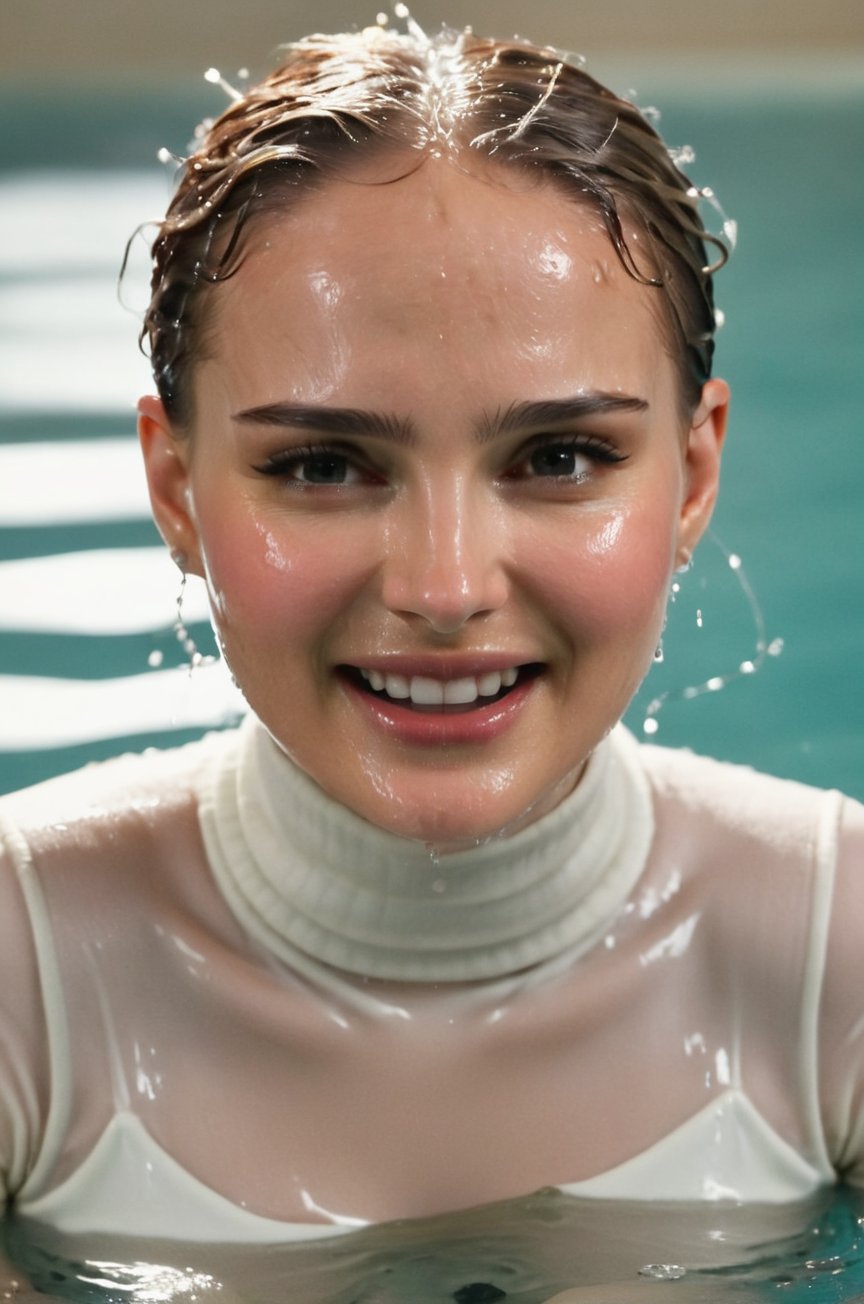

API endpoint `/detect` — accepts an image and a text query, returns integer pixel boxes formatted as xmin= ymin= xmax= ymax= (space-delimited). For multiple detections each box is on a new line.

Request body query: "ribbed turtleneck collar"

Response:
xmin=197 ymin=714 xmax=653 ymax=983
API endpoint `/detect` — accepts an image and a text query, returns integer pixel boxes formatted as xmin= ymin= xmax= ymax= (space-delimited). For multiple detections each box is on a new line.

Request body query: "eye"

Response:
xmin=253 ymin=446 xmax=375 ymax=486
xmin=528 ymin=443 xmax=592 ymax=479
xmin=291 ymin=451 xmax=354 ymax=485
xmin=509 ymin=436 xmax=628 ymax=482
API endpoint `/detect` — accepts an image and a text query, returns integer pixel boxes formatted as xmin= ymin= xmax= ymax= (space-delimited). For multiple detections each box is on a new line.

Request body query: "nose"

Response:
xmin=381 ymin=478 xmax=509 ymax=634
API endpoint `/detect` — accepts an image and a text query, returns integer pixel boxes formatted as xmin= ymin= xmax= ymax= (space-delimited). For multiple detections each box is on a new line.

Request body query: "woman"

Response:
xmin=0 ymin=23 xmax=862 ymax=1243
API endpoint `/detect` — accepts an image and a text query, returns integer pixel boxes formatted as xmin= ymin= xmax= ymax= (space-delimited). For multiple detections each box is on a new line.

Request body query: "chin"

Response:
xmin=349 ymin=772 xmax=578 ymax=853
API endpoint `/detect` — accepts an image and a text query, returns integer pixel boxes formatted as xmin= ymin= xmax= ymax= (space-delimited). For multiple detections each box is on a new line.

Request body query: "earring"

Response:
xmin=171 ymin=550 xmax=213 ymax=670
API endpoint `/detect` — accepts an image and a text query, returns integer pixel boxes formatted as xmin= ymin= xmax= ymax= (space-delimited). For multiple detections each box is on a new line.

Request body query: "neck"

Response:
xmin=198 ymin=714 xmax=654 ymax=984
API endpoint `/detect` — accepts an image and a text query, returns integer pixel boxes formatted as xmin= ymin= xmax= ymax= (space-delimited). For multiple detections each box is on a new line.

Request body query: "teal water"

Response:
xmin=0 ymin=72 xmax=862 ymax=1303
xmin=3 ymin=1185 xmax=864 ymax=1303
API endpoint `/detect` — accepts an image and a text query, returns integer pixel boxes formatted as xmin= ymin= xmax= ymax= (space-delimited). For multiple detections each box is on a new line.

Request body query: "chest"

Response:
xmin=66 ymin=911 xmax=756 ymax=1223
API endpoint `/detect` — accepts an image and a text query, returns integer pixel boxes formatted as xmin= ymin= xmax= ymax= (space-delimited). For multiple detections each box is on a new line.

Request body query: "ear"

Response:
xmin=138 ymin=396 xmax=205 ymax=577
xmin=677 ymin=378 xmax=729 ymax=564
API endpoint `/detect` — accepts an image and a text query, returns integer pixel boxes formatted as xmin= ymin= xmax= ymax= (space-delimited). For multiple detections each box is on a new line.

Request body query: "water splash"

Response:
xmin=642 ymin=532 xmax=783 ymax=738
xmin=639 ymin=1262 xmax=687 ymax=1279
xmin=203 ymin=66 xmax=244 ymax=103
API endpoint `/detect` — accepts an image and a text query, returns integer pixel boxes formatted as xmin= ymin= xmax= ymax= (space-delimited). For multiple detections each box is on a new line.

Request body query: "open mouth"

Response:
xmin=341 ymin=664 xmax=543 ymax=713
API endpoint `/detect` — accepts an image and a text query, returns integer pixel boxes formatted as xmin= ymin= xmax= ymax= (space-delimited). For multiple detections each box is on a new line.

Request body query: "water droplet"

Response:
xmin=394 ymin=1 xmax=410 ymax=17
xmin=157 ymin=146 xmax=174 ymax=165
xmin=670 ymin=143 xmax=695 ymax=166
xmin=639 ymin=1264 xmax=687 ymax=1280
xmin=643 ymin=717 xmax=660 ymax=736
xmin=767 ymin=637 xmax=785 ymax=657
xmin=376 ymin=11 xmax=388 ymax=25
xmin=204 ymin=67 xmax=221 ymax=84
xmin=728 ymin=553 xmax=742 ymax=571
xmin=147 ymin=650 xmax=164 ymax=668
xmin=706 ymin=676 xmax=724 ymax=692
xmin=715 ymin=307 xmax=726 ymax=329
xmin=739 ymin=660 xmax=756 ymax=674
xmin=695 ymin=608 xmax=704 ymax=628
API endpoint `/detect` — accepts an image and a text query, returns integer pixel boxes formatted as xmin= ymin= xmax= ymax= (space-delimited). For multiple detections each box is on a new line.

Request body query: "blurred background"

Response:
xmin=1 ymin=0 xmax=862 ymax=797
xmin=3 ymin=0 xmax=864 ymax=81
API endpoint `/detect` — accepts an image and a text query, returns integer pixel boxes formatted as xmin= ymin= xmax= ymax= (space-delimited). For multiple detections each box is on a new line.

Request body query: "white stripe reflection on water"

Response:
xmin=0 ymin=171 xmax=165 ymax=412
xmin=0 ymin=440 xmax=149 ymax=524
xmin=0 ymin=549 xmax=209 ymax=632
xmin=0 ymin=662 xmax=243 ymax=750
xmin=0 ymin=167 xmax=247 ymax=758
xmin=0 ymin=544 xmax=240 ymax=748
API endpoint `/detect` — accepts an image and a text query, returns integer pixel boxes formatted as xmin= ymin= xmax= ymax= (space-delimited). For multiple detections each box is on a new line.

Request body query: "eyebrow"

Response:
xmin=232 ymin=403 xmax=417 ymax=445
xmin=232 ymin=392 xmax=649 ymax=446
xmin=478 ymin=393 xmax=649 ymax=442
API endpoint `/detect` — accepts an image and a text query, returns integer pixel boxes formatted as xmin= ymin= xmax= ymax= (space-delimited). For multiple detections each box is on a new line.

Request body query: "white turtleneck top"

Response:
xmin=200 ymin=714 xmax=654 ymax=985
xmin=0 ymin=713 xmax=862 ymax=1242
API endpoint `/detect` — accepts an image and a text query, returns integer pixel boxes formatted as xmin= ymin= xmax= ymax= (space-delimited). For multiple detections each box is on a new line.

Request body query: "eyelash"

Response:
xmin=253 ymin=444 xmax=380 ymax=486
xmin=252 ymin=435 xmax=629 ymax=486
xmin=509 ymin=435 xmax=629 ymax=481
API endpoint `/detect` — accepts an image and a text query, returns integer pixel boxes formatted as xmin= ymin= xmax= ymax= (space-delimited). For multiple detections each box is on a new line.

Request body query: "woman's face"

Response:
xmin=141 ymin=159 xmax=726 ymax=848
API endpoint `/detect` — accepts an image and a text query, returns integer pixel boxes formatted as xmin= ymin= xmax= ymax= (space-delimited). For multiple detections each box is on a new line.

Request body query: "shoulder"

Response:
xmin=628 ymin=739 xmax=857 ymax=959
xmin=0 ymin=728 xmax=240 ymax=894
xmin=635 ymin=739 xmax=837 ymax=855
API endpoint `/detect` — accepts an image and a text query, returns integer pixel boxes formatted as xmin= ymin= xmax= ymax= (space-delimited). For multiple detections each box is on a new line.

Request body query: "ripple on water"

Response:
xmin=3 ymin=1185 xmax=864 ymax=1303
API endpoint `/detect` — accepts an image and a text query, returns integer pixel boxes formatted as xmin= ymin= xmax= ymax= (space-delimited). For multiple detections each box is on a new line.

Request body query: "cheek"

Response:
xmin=530 ymin=504 xmax=676 ymax=643
xmin=195 ymin=508 xmax=362 ymax=650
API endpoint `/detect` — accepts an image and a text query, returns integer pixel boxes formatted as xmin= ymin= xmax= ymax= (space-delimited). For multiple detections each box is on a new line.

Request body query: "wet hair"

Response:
xmin=141 ymin=25 xmax=730 ymax=427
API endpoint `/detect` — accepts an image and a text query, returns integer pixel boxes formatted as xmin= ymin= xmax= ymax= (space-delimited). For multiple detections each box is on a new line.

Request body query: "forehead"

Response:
xmin=201 ymin=157 xmax=674 ymax=409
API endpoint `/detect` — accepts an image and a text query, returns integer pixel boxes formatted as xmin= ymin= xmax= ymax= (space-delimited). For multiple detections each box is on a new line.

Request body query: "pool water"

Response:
xmin=3 ymin=1185 xmax=864 ymax=1303
xmin=0 ymin=61 xmax=862 ymax=1304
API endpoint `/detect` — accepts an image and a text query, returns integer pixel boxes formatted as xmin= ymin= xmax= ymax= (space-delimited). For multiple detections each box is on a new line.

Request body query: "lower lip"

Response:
xmin=341 ymin=673 xmax=538 ymax=746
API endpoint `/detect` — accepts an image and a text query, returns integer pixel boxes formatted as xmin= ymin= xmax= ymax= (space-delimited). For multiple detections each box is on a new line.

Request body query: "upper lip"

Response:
xmin=339 ymin=655 xmax=541 ymax=679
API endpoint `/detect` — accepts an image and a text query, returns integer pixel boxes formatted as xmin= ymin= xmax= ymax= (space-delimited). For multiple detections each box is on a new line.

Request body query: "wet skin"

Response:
xmin=140 ymin=157 xmax=727 ymax=850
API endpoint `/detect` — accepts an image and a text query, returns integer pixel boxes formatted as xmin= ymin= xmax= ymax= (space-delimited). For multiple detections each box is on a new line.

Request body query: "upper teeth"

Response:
xmin=360 ymin=667 xmax=519 ymax=705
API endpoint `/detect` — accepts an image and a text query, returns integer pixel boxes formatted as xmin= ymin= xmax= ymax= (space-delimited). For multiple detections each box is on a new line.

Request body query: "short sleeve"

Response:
xmin=818 ymin=793 xmax=864 ymax=1183
xmin=0 ymin=814 xmax=52 ymax=1205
